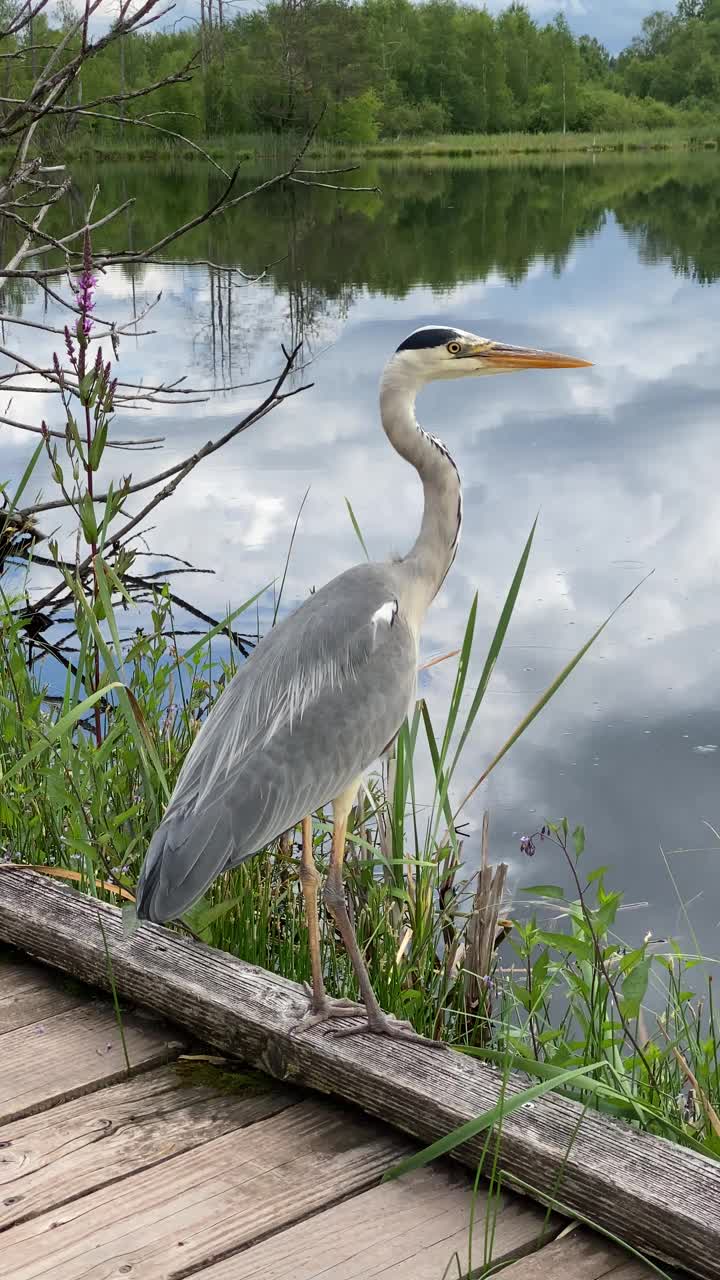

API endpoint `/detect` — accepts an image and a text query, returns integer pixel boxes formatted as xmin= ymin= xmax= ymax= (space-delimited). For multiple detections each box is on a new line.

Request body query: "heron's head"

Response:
xmin=389 ymin=326 xmax=591 ymax=384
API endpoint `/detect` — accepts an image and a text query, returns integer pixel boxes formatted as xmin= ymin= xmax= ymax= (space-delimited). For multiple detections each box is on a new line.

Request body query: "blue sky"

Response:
xmin=482 ymin=1 xmax=666 ymax=53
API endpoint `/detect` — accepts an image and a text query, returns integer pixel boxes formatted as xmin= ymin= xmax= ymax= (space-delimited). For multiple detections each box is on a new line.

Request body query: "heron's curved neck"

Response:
xmin=380 ymin=364 xmax=462 ymax=617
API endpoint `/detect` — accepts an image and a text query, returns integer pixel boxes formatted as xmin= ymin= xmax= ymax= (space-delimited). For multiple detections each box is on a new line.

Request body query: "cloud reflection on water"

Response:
xmin=3 ymin=156 xmax=720 ymax=955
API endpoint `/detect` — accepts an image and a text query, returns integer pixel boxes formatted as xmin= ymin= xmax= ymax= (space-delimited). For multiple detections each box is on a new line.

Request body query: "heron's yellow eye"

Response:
xmin=447 ymin=341 xmax=461 ymax=355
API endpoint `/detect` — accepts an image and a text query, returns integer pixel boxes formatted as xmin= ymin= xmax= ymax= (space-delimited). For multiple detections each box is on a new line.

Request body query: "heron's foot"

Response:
xmin=335 ymin=1007 xmax=447 ymax=1049
xmin=291 ymin=987 xmax=366 ymax=1035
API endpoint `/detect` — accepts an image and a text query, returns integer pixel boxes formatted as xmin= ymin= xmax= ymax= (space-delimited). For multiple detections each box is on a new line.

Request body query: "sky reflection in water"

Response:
xmin=4 ymin=154 xmax=720 ymax=955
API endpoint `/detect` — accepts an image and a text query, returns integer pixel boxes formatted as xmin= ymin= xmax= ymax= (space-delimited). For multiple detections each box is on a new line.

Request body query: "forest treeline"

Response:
xmin=2 ymin=0 xmax=720 ymax=144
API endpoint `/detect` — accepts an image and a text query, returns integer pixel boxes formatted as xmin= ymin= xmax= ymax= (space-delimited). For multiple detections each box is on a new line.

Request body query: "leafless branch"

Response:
xmin=0 ymin=58 xmax=197 ymax=138
xmin=288 ymin=176 xmax=381 ymax=193
xmin=23 ymin=343 xmax=309 ymax=617
xmin=0 ymin=0 xmax=51 ymax=41
xmin=0 ymin=413 xmax=163 ymax=449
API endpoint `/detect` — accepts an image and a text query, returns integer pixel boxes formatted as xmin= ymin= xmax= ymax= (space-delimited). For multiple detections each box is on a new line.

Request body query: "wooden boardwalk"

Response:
xmin=2 ymin=868 xmax=718 ymax=1279
xmin=1 ymin=948 xmax=660 ymax=1280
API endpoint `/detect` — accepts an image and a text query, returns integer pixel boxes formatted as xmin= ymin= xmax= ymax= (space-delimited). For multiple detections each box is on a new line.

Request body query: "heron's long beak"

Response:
xmin=469 ymin=342 xmax=592 ymax=371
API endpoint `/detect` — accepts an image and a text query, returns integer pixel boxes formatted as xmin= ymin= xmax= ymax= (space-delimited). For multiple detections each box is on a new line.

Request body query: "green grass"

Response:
xmin=8 ymin=123 xmax=718 ymax=167
xmin=303 ymin=125 xmax=720 ymax=160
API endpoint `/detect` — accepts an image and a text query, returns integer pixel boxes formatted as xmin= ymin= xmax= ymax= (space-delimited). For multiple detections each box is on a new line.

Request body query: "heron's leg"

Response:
xmin=323 ymin=798 xmax=444 ymax=1048
xmin=293 ymin=815 xmax=365 ymax=1033
xmin=299 ymin=815 xmax=325 ymax=1010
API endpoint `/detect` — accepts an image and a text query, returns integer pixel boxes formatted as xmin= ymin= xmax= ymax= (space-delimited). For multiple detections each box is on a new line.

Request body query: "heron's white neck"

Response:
xmin=380 ymin=362 xmax=462 ymax=618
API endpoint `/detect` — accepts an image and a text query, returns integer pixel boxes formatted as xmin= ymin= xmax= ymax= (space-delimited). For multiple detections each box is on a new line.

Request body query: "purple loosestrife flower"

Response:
xmin=64 ymin=326 xmax=76 ymax=367
xmin=72 ymin=231 xmax=98 ymax=341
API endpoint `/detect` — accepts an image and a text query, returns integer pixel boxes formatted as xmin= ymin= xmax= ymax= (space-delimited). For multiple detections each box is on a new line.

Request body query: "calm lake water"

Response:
xmin=4 ymin=151 xmax=720 ymax=955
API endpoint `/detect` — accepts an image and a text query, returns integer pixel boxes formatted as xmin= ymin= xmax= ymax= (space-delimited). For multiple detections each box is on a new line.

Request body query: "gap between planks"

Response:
xmin=499 ymin=1227 xmax=672 ymax=1280
xmin=1 ymin=1097 xmax=554 ymax=1280
xmin=0 ymin=1062 xmax=302 ymax=1230
xmin=0 ymin=950 xmax=185 ymax=1124
xmin=0 ymin=938 xmax=558 ymax=1280
xmin=0 ymin=959 xmax=86 ymax=1034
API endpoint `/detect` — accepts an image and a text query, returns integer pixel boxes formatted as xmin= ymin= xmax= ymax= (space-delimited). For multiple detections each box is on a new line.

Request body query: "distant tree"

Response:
xmin=497 ymin=2 xmax=539 ymax=112
xmin=578 ymin=34 xmax=611 ymax=79
xmin=676 ymin=0 xmax=706 ymax=19
xmin=545 ymin=14 xmax=580 ymax=133
xmin=630 ymin=10 xmax=679 ymax=58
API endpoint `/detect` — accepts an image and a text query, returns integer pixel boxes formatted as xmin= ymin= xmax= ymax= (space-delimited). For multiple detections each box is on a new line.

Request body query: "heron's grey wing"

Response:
xmin=136 ymin=563 xmax=416 ymax=921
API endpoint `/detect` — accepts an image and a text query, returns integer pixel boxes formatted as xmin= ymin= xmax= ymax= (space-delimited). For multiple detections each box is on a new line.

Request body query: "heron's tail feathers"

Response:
xmin=135 ymin=801 xmax=236 ymax=924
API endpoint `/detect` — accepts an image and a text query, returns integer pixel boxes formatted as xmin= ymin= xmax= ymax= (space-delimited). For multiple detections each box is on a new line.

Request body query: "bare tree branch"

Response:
xmin=23 ymin=343 xmax=309 ymax=617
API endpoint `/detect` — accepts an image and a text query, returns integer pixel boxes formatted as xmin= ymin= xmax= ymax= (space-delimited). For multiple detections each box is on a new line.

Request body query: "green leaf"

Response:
xmin=384 ymin=1060 xmax=605 ymax=1181
xmin=344 ymin=497 xmax=370 ymax=561
xmin=595 ymin=891 xmax=622 ymax=932
xmin=0 ymin=684 xmax=121 ymax=783
xmin=79 ymin=371 xmax=96 ymax=403
xmin=420 ymin=700 xmax=456 ymax=858
xmin=521 ymin=884 xmax=566 ymax=900
xmin=454 ymin=572 xmax=651 ymax=821
xmin=531 ymin=948 xmax=550 ymax=991
xmin=79 ymin=491 xmax=98 ymax=544
xmin=273 ymin=487 xmax=310 ymax=625
xmin=573 ymin=825 xmax=586 ymax=857
xmin=88 ymin=420 xmax=108 ymax=471
xmin=181 ymin=583 xmax=273 ymax=664
xmin=447 ymin=519 xmax=538 ymax=781
xmin=619 ymin=956 xmax=651 ymax=1019
xmin=4 ymin=439 xmax=43 ymax=518
xmin=536 ymin=929 xmax=590 ymax=959
xmin=190 ymin=894 xmax=246 ymax=934
xmin=95 ymin=558 xmax=123 ymax=666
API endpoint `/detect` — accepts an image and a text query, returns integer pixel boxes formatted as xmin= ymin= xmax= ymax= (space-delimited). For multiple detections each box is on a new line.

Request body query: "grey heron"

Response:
xmin=136 ymin=325 xmax=590 ymax=1042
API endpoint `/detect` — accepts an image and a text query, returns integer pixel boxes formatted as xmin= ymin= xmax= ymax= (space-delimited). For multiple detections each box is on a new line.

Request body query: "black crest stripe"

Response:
xmin=396 ymin=327 xmax=459 ymax=353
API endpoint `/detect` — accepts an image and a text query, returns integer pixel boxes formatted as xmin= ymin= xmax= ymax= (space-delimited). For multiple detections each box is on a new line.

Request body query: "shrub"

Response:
xmin=325 ymin=90 xmax=382 ymax=144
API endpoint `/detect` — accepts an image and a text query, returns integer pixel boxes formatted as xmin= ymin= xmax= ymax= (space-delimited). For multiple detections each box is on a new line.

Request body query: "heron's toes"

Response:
xmin=335 ymin=1010 xmax=446 ymax=1049
xmin=291 ymin=993 xmax=366 ymax=1035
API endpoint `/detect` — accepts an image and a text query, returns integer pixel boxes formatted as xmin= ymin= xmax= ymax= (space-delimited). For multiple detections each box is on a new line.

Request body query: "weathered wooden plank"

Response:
xmin=499 ymin=1228 xmax=659 ymax=1279
xmin=192 ymin=1164 xmax=558 ymax=1280
xmin=1 ymin=1098 xmax=411 ymax=1280
xmin=0 ymin=1062 xmax=301 ymax=1229
xmin=0 ymin=998 xmax=183 ymax=1124
xmin=0 ymin=868 xmax=717 ymax=1280
xmin=0 ymin=957 xmax=85 ymax=1033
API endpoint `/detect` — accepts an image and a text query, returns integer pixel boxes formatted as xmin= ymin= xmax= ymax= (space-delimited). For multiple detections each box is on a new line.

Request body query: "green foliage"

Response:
xmin=2 ymin=0 xmax=718 ymax=150
xmin=323 ymin=89 xmax=382 ymax=143
xmin=618 ymin=0 xmax=720 ymax=115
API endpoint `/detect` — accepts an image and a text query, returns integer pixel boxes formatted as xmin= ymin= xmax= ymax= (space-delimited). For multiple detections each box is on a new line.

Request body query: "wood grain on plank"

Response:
xmin=0 ymin=959 xmax=85 ymax=1034
xmin=0 ymin=1000 xmax=183 ymax=1124
xmin=0 ymin=1063 xmax=301 ymax=1229
xmin=0 ymin=869 xmax=716 ymax=1280
xmin=1 ymin=1098 xmax=410 ymax=1280
xmin=193 ymin=1164 xmax=558 ymax=1280
xmin=499 ymin=1228 xmax=659 ymax=1279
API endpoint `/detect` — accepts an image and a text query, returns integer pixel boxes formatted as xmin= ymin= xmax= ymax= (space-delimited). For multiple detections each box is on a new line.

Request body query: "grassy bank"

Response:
xmin=308 ymin=125 xmax=720 ymax=160
xmin=21 ymin=124 xmax=720 ymax=166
